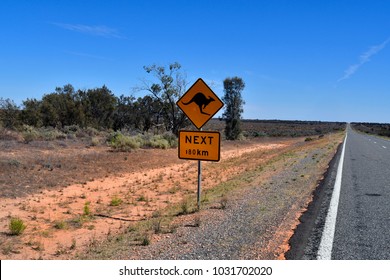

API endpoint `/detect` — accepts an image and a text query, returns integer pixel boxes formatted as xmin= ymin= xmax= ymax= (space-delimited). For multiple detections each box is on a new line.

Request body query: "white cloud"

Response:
xmin=338 ymin=38 xmax=390 ymax=82
xmin=52 ymin=22 xmax=125 ymax=39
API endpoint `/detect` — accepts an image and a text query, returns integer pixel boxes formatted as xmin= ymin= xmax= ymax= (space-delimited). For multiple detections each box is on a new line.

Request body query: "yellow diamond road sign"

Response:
xmin=177 ymin=78 xmax=224 ymax=129
xmin=178 ymin=130 xmax=221 ymax=161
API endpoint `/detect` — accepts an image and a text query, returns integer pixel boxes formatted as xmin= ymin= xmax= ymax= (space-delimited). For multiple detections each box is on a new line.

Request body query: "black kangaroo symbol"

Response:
xmin=182 ymin=92 xmax=215 ymax=116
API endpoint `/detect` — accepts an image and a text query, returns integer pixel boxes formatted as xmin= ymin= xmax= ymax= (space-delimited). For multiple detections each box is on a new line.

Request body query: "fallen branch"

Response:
xmin=94 ymin=213 xmax=144 ymax=222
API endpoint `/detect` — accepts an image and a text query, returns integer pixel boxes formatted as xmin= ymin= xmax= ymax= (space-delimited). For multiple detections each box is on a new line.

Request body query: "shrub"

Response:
xmin=252 ymin=131 xmax=268 ymax=137
xmin=161 ymin=132 xmax=178 ymax=148
xmin=110 ymin=196 xmax=122 ymax=206
xmin=143 ymin=132 xmax=177 ymax=149
xmin=152 ymin=219 xmax=163 ymax=234
xmin=180 ymin=200 xmax=190 ymax=215
xmin=21 ymin=126 xmax=67 ymax=142
xmin=379 ymin=130 xmax=390 ymax=137
xmin=141 ymin=234 xmax=150 ymax=246
xmin=220 ymin=195 xmax=228 ymax=209
xmin=83 ymin=201 xmax=91 ymax=216
xmin=62 ymin=125 xmax=80 ymax=134
xmin=22 ymin=125 xmax=40 ymax=143
xmin=108 ymin=132 xmax=142 ymax=151
xmin=9 ymin=217 xmax=26 ymax=235
xmin=194 ymin=216 xmax=201 ymax=227
xmin=146 ymin=135 xmax=170 ymax=149
xmin=54 ymin=220 xmax=68 ymax=230
xmin=84 ymin=127 xmax=99 ymax=137
xmin=42 ymin=127 xmax=66 ymax=140
xmin=8 ymin=159 xmax=21 ymax=167
xmin=137 ymin=195 xmax=147 ymax=202
xmin=106 ymin=131 xmax=178 ymax=150
xmin=90 ymin=137 xmax=100 ymax=146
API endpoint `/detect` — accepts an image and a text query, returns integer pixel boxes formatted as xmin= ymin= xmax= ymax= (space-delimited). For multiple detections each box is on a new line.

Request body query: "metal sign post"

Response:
xmin=197 ymin=126 xmax=202 ymax=210
xmin=176 ymin=78 xmax=224 ymax=210
xmin=178 ymin=129 xmax=221 ymax=210
xmin=197 ymin=159 xmax=201 ymax=210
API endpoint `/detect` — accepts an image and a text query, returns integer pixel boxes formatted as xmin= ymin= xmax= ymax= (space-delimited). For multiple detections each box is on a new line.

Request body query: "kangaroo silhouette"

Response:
xmin=182 ymin=92 xmax=215 ymax=116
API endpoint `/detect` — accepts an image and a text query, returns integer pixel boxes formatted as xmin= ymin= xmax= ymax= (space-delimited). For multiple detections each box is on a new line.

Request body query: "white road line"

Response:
xmin=383 ymin=146 xmax=387 ymax=149
xmin=317 ymin=133 xmax=348 ymax=260
xmin=374 ymin=141 xmax=377 ymax=144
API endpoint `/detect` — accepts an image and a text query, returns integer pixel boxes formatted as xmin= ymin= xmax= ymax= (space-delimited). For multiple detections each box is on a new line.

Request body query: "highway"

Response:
xmin=329 ymin=125 xmax=390 ymax=259
xmin=287 ymin=125 xmax=390 ymax=260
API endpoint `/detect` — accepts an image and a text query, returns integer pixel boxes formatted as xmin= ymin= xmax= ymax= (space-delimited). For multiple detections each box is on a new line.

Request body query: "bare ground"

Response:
xmin=0 ymin=134 xmax=343 ymax=259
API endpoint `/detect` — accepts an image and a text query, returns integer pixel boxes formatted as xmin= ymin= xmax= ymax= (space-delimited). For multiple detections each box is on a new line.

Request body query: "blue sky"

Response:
xmin=1 ymin=0 xmax=389 ymax=123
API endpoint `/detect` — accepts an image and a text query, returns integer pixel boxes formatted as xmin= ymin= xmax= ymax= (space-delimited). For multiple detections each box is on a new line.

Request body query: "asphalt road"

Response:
xmin=331 ymin=126 xmax=390 ymax=259
xmin=287 ymin=125 xmax=390 ymax=260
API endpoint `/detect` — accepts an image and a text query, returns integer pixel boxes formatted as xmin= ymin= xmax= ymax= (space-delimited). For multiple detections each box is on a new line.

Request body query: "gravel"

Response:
xmin=116 ymin=143 xmax=335 ymax=260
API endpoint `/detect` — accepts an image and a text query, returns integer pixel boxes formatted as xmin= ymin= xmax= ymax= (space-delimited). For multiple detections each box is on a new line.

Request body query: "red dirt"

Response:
xmin=1 ymin=138 xmax=296 ymax=259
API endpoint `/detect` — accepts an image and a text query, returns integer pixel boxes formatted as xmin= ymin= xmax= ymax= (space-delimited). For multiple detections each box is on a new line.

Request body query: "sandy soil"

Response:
xmin=0 ymin=137 xmax=299 ymax=259
xmin=81 ymin=133 xmax=343 ymax=260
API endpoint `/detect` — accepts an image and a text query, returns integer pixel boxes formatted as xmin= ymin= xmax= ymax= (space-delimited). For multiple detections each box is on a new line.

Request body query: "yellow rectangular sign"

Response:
xmin=178 ymin=130 xmax=221 ymax=162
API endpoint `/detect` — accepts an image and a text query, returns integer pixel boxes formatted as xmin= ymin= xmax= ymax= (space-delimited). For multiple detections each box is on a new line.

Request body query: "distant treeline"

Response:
xmin=241 ymin=119 xmax=345 ymax=125
xmin=204 ymin=119 xmax=346 ymax=138
xmin=0 ymin=84 xmax=180 ymax=133
xmin=1 ymin=83 xmax=348 ymax=140
xmin=352 ymin=122 xmax=390 ymax=137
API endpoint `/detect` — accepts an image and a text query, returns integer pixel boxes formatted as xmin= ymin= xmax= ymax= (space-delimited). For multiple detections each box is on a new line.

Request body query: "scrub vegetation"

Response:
xmin=352 ymin=122 xmax=390 ymax=138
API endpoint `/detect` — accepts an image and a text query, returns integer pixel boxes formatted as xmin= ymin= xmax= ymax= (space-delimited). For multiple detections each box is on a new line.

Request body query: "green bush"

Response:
xmin=21 ymin=125 xmax=67 ymax=142
xmin=90 ymin=137 xmax=100 ymax=146
xmin=9 ymin=217 xmax=26 ymax=235
xmin=110 ymin=196 xmax=122 ymax=206
xmin=54 ymin=220 xmax=68 ymax=230
xmin=22 ymin=125 xmax=40 ymax=143
xmin=42 ymin=127 xmax=66 ymax=140
xmin=83 ymin=201 xmax=91 ymax=216
xmin=161 ymin=132 xmax=178 ymax=148
xmin=146 ymin=135 xmax=170 ymax=149
xmin=252 ymin=131 xmax=268 ymax=137
xmin=142 ymin=132 xmax=177 ymax=149
xmin=141 ymin=234 xmax=151 ymax=246
xmin=62 ymin=125 xmax=80 ymax=134
xmin=84 ymin=127 xmax=99 ymax=137
xmin=107 ymin=131 xmax=178 ymax=151
xmin=108 ymin=132 xmax=142 ymax=151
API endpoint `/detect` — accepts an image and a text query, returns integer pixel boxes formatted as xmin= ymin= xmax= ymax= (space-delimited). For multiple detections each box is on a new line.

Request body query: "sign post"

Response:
xmin=176 ymin=78 xmax=224 ymax=210
xmin=198 ymin=151 xmax=202 ymax=210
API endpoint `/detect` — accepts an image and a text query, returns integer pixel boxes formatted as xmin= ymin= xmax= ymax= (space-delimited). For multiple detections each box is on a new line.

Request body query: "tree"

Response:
xmin=140 ymin=62 xmax=189 ymax=135
xmin=222 ymin=77 xmax=245 ymax=140
xmin=113 ymin=95 xmax=163 ymax=132
xmin=40 ymin=93 xmax=61 ymax=127
xmin=0 ymin=98 xmax=20 ymax=129
xmin=113 ymin=95 xmax=136 ymax=131
xmin=39 ymin=84 xmax=84 ymax=127
xmin=79 ymin=85 xmax=117 ymax=129
xmin=134 ymin=95 xmax=162 ymax=132
xmin=21 ymin=98 xmax=42 ymax=127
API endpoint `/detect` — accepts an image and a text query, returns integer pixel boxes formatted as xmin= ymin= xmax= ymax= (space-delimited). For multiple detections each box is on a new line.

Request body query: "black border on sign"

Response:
xmin=176 ymin=78 xmax=224 ymax=129
xmin=178 ymin=130 xmax=221 ymax=162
